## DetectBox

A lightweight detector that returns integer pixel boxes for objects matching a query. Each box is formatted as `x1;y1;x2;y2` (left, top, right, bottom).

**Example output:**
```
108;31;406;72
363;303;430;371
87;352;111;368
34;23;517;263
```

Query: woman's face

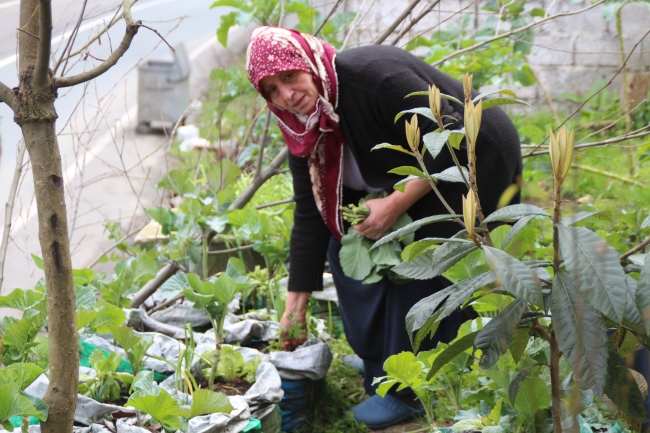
259;70;319;115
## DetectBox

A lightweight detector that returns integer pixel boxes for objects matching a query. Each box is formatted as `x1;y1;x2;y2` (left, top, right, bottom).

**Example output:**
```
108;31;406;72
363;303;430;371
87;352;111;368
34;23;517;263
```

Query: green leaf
552;270;607;397
159;273;191;298
603;348;647;421
131;371;155;397
431;166;470;183
636;254;650;335
0;363;44;390
206;215;229;233
31;254;44;270
530;7;545;17
388;166;426;178
624;276;644;330
514;377;551;423
189;390;233;418
75;285;97;310
557;225;628;323
406;285;455;345
216;11;237;47
394;107;437;124
0;383;41;422
90;302;126;334
339;228;374;280
438;272;496;322
511;65;536;87
369;242;402;267
508;365;537;405
448;129;465;150
424;241;479;279
127;388;183;431
426;331;479;380
371;214;460;250
509;328;530;364
641;215;650;229
473;89;517;102
0;289;45;311
475;299;526;368
382;352;424;393
21;393;47;421
423;130;451;159
483;204;550;224
560;211;608;226
482;246;543;306
393;175;420;192
76;309;99;330
217;345;245;382
371;143;414;156
213;273;238;305
501;216;536;249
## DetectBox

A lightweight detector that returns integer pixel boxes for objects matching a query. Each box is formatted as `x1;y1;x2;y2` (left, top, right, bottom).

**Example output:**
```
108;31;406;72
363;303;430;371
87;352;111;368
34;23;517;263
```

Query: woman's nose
279;84;294;102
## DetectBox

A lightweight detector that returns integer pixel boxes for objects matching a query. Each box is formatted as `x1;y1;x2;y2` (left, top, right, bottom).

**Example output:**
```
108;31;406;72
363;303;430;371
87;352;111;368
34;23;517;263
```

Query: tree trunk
14;1;79;432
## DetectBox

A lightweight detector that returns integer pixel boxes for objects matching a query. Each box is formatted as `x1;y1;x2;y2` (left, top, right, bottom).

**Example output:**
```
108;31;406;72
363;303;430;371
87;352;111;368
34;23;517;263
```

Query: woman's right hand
279;291;309;350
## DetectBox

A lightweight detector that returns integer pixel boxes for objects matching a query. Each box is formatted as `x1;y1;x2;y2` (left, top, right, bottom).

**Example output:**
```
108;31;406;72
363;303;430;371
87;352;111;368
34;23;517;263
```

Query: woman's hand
353;197;399;240
279;291;310;350
354;179;432;240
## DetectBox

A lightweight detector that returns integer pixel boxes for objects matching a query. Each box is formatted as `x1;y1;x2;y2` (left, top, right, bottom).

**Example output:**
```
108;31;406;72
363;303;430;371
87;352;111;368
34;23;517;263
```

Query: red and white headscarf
246;26;345;239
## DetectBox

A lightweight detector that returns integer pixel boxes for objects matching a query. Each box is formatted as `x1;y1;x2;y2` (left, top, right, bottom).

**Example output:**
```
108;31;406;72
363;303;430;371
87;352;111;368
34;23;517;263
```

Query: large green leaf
514;377;551;422
426;331;479;380
552;270;607;397
160;273;191;298
380;351;424;394
431;166;470;183
501;215;536;249
214;273;238;305
423;130;451;159
393;251;436;280
75;285;97;309
636;254;650;335
388;166;426;178
482;246;543;307
369;242;402;267
127;387;183;431
339;228;374;280
509;328;530;364
406;286;455;347
437;272;496;322
557;225;628;323
473;89;517;102
0;363;44;390
559;211;608;226
603;348;647;421
189;390;233;418
482;204;550;224
481;97;531;110
508;364;537;405
90;302;126;334
0;383;41;422
370;214;460;250
624;276;643;330
394;107;437;124
475;299;526;368
0;289;44;311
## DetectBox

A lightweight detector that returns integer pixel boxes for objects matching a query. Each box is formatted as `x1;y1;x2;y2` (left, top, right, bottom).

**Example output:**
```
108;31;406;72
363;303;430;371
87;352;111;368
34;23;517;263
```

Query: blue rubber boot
349;394;425;430
341;354;364;373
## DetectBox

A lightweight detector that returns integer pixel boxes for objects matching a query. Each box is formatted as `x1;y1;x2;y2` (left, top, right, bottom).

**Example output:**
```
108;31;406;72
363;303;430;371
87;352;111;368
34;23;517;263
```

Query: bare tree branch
130;261;179;308
122;0;134;25
314;0;343;37
229;147;289;210
621;236;650;260
87;222;146;269
0;142;27;293
34;0;53;88
55;0;88;76
55;21;141;88
0;81;17;110
390;0;441;45
373;0;421;45
431;0;605;67
523;129;650;157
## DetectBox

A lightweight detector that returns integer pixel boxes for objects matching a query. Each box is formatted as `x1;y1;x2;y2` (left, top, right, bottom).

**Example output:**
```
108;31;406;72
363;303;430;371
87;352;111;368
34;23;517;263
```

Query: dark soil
243;340;271;353
197;377;254;396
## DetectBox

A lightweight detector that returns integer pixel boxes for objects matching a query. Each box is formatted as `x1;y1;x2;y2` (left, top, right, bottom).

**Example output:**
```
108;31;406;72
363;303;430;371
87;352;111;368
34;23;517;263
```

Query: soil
196;376;254;396
242;340;272;353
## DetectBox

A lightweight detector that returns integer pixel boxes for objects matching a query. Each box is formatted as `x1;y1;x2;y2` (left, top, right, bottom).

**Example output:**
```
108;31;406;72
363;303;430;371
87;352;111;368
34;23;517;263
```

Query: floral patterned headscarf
246;26;345;239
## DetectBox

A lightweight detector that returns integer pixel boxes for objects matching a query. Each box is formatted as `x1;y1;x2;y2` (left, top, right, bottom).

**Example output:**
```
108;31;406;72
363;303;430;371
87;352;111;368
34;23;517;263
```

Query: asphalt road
0;0;249;297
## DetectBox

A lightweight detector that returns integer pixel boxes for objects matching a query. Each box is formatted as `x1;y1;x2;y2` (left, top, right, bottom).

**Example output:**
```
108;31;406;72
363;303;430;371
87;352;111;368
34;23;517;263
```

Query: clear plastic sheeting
267;337;333;381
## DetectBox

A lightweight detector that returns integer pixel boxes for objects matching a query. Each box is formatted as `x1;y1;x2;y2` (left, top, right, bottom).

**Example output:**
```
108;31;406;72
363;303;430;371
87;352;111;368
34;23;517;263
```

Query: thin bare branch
229;147;289;210
87;222;146;269
207;244;255;255
55;21;141;88
254;198;294;210
621;236;650;261
16;27;40;40
373;0;421;45
431;0;605;67
255;113;272;180
130;262;180;308
140;25;175;53
390;0;441;45
33;0;53;88
122;0;134;25
314;0;343;37
0;81;17;110
523;130;650;157
0;142;27;293
55;0;88;76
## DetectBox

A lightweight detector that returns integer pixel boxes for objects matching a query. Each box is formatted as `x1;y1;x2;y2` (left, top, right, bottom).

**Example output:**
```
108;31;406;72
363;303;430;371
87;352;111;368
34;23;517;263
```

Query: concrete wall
341;0;650;107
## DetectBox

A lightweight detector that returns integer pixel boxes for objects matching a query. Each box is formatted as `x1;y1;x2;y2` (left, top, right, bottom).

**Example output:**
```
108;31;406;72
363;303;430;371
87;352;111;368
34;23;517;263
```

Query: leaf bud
462;192;477;239
428;84;441;121
548;126;575;184
405;114;421;152
464;100;482;158
462;73;473;103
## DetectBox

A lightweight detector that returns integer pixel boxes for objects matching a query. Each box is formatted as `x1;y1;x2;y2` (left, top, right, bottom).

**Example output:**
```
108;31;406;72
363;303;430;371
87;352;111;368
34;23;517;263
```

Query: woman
246;26;522;429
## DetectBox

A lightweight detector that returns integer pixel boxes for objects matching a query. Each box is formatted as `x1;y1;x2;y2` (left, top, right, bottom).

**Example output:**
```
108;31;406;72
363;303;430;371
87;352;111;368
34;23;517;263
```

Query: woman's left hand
353;197;399;240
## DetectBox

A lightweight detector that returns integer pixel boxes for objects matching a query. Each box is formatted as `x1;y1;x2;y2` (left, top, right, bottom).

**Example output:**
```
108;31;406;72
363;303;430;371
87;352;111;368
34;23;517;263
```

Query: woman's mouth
293;95;306;111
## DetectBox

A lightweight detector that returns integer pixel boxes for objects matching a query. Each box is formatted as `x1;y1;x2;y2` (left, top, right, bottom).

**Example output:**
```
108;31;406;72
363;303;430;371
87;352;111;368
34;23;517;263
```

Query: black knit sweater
287;45;522;292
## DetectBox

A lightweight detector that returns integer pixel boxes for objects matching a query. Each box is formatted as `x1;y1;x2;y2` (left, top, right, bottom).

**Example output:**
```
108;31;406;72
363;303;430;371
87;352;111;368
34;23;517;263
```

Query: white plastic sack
267;337;333;381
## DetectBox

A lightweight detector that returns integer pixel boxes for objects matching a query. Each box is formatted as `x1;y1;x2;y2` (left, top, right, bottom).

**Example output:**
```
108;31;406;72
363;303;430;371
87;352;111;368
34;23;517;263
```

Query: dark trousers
327;237;469;396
